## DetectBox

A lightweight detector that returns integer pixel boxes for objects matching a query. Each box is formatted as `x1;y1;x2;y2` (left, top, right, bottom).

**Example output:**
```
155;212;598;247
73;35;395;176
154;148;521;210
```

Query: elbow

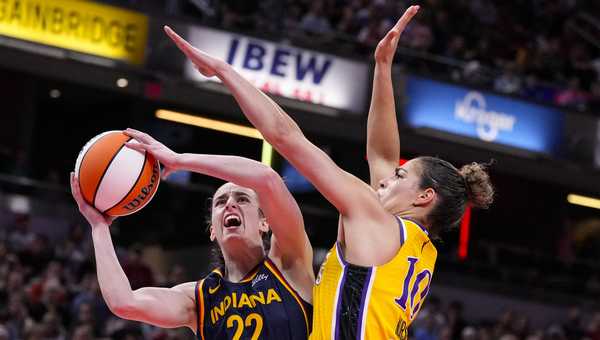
255;167;285;198
107;299;139;320
258;167;283;190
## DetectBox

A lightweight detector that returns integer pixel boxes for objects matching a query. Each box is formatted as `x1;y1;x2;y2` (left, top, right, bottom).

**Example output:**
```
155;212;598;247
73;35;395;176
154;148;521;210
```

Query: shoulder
398;218;436;253
399;218;429;240
172;281;201;299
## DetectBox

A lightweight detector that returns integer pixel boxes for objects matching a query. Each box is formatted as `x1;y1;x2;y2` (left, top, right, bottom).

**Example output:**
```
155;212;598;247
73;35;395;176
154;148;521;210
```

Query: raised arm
367;6;419;189
164;27;387;224
123;130;312;272
70;173;197;331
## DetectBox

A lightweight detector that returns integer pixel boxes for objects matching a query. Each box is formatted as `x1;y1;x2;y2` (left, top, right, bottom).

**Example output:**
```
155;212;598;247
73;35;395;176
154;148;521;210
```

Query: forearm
216;64;303;147
176;153;276;190
367;62;400;162
91;224;135;313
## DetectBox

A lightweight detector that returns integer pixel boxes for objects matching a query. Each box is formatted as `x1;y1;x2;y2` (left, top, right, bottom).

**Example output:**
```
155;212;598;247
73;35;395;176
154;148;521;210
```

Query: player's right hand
70;172;115;227
374;5;419;65
123;128;180;179
164;25;226;78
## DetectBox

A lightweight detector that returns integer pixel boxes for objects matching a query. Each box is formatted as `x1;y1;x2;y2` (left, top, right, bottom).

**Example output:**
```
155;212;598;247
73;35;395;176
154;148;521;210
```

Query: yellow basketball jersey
311;217;437;340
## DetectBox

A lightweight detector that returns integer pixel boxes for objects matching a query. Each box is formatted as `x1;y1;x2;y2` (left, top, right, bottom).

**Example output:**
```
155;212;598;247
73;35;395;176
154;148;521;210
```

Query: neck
221;241;265;282
395;210;428;229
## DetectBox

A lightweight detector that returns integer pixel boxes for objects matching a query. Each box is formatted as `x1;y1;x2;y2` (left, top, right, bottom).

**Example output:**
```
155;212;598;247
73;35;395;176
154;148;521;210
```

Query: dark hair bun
459;162;494;209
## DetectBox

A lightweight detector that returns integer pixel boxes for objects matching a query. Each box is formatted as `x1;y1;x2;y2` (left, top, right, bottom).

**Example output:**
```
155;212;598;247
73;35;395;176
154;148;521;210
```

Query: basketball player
165;4;493;339
69;133;313;339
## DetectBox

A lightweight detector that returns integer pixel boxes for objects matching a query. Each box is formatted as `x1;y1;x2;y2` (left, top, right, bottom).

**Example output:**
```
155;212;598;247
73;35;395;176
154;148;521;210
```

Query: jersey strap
264;258;311;334
195;279;206;340
395;216;408;246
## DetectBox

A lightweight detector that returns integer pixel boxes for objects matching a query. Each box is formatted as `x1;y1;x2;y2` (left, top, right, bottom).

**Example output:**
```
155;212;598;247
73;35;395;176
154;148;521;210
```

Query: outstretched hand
70;172;115;227
374;5;419;64
164;25;226;78
123;128;180;179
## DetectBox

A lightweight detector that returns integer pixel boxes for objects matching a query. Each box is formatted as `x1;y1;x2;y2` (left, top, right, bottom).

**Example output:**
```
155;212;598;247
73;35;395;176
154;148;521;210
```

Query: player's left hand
70;172;115;227
164;25;226;78
123;128;180;179
374;5;419;65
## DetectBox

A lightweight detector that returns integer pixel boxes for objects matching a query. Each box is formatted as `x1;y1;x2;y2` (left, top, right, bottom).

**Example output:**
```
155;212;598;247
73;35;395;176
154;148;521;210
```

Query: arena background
1;1;600;339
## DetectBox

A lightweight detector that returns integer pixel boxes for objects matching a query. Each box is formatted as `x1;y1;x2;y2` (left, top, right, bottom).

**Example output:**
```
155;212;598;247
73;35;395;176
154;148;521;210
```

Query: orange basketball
74;131;160;216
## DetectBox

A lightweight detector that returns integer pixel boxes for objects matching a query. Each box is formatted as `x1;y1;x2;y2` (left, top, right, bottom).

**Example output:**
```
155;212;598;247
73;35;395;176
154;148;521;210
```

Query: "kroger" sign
404;75;564;154
454;91;516;142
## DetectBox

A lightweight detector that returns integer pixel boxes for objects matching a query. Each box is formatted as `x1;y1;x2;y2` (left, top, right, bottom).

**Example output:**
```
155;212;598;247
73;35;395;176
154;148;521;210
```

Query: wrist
216;60;233;77
375;61;393;70
173;152;187;170
172;152;184;170
91;222;110;234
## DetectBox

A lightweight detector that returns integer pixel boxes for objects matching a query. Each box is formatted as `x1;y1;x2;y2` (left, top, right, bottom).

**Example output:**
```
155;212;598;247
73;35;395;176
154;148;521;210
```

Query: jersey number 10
394;257;432;320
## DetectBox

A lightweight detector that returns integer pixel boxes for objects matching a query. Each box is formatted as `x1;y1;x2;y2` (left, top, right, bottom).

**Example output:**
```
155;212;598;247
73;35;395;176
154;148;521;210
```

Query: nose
379;178;387;189
225;196;238;210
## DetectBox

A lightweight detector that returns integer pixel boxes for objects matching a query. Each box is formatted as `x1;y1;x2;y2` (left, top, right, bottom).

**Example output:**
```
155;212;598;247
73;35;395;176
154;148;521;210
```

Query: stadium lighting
116;78;129;88
155;109;273;166
567;194;600;210
156;109;262;139
49;89;61;98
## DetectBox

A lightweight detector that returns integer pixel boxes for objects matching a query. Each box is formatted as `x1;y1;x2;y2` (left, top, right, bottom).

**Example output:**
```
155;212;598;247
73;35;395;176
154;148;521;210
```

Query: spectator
555;77;589;109
461;326;477;340
8;214;34;253
494;63;522;94
0;325;8;340
221;0;259;31
299;1;333;35
447;301;466;340
413;313;440;340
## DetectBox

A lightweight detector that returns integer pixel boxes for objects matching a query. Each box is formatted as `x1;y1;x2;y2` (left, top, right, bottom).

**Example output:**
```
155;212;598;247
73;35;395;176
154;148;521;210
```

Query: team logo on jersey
395;319;408;340
208;283;221;294
252;273;268;287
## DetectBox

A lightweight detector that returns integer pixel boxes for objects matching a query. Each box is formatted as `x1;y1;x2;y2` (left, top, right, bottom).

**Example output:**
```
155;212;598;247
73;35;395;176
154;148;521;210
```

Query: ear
414;188;436;207
209;225;216;241
258;216;269;234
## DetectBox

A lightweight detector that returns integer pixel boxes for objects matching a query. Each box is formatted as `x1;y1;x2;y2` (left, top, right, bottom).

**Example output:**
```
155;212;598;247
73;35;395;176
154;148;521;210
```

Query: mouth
223;213;242;229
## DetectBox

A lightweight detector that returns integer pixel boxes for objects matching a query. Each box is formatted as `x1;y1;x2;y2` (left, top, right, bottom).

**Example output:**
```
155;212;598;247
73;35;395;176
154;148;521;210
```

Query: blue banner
404;75;564;154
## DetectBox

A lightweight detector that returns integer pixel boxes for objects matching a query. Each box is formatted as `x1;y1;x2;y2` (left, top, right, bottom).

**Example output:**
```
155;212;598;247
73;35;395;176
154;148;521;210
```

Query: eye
214;199;225;207
237;196;250;203
395;168;403;178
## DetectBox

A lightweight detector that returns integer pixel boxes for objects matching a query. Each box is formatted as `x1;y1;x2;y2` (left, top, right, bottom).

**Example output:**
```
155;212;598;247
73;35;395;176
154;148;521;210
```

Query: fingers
164;25;199;60
380;28;398;45
393;5;420;33
70;172;81;201
124;141;147;153
70;172;86;211
162;167;174;180
124;128;153;144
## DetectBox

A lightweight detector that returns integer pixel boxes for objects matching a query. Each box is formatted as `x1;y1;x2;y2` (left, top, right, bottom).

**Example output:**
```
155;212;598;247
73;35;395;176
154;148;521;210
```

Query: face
376;159;425;213
210;183;268;251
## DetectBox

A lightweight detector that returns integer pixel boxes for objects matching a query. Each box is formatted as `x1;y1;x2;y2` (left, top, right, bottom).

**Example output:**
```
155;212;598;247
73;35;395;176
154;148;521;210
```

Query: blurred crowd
0;213;193;340
412;297;600;340
145;0;600;113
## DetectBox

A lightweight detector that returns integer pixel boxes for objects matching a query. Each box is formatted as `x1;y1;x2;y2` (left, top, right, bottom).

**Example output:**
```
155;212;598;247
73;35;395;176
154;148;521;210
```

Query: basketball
74;130;160;216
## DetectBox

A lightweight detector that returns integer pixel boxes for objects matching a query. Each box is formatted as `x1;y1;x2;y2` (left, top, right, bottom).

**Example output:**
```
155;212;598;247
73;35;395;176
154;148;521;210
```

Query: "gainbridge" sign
0;0;148;64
